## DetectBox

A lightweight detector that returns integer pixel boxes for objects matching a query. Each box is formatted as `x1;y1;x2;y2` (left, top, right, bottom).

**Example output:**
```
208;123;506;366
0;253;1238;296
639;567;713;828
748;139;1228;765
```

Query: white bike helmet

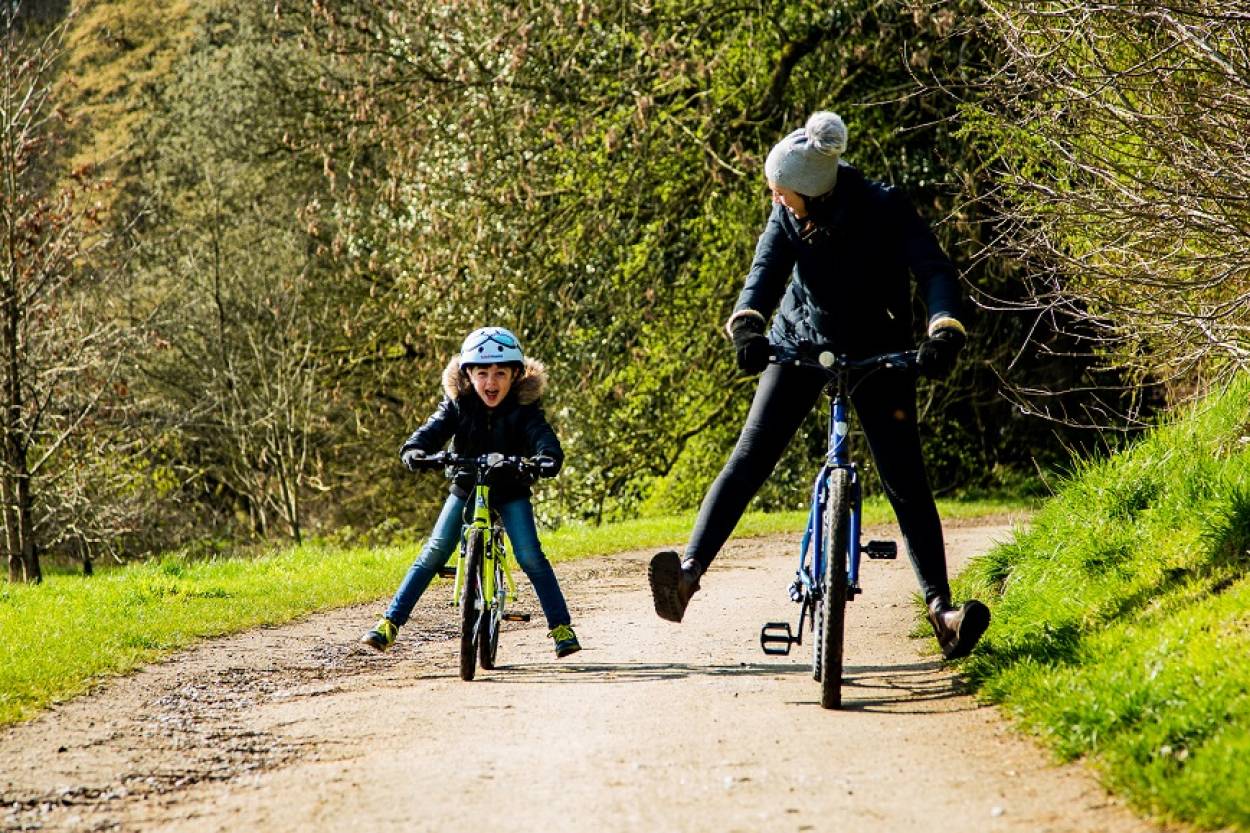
459;326;524;367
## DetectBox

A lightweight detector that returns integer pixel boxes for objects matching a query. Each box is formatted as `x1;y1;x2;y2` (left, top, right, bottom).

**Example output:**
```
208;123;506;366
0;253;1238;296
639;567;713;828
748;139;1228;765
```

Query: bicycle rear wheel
459;529;485;681
819;468;851;709
479;551;504;670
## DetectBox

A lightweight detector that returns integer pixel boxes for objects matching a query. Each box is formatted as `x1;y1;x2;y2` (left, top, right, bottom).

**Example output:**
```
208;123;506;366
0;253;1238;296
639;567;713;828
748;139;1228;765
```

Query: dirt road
2;522;1172;832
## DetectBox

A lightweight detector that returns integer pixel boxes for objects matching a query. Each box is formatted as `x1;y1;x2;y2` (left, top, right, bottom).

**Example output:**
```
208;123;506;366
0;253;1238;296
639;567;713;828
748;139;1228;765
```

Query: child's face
467;364;516;409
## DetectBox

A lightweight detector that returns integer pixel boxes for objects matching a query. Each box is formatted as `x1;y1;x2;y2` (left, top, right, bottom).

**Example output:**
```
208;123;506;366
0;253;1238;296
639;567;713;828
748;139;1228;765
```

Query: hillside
958;375;1250;829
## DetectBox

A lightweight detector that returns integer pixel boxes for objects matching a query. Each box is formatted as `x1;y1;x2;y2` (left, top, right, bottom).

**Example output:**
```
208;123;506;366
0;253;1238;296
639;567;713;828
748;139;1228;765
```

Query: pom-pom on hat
764;111;848;197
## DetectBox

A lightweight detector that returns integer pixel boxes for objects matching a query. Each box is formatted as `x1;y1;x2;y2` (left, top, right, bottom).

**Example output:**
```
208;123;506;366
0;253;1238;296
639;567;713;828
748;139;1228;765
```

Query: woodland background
3;0;1246;580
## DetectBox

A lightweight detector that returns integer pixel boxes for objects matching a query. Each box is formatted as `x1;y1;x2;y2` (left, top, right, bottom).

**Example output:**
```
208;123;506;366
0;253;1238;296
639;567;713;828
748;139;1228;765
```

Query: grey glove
729;314;771;375
916;325;966;379
533;455;559;478
400;448;426;471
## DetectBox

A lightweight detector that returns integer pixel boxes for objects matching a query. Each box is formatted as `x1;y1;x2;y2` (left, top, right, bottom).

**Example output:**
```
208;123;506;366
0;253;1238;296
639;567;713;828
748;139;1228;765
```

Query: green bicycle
413;451;539;680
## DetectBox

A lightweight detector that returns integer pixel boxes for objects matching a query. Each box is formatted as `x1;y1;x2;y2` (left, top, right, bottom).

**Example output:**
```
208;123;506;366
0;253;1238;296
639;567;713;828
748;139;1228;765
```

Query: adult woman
648;111;989;660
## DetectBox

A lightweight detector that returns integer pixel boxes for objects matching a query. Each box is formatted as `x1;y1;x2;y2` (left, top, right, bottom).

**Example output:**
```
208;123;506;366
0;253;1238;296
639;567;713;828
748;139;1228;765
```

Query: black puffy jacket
400;356;564;501
731;163;964;356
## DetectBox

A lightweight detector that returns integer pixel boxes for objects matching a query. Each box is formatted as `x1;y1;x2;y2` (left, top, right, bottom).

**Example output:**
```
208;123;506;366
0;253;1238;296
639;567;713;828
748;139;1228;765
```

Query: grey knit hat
764;111;848;197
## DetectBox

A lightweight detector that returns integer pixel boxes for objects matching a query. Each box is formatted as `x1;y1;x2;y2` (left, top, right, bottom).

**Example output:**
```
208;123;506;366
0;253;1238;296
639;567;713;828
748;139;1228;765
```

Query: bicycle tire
459;529;485;681
479;555;503;670
819;468;851;709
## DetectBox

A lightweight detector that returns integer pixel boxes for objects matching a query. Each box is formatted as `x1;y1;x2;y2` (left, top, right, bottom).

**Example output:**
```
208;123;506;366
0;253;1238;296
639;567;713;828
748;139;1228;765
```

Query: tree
1;4;139;581
968;1;1250;406
128;2;337;543
276;0;1037;523
26;0;1099;551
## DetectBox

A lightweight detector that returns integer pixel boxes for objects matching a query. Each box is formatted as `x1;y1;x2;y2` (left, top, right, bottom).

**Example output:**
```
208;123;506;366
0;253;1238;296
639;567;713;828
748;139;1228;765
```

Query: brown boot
648;551;702;623
928;597;990;660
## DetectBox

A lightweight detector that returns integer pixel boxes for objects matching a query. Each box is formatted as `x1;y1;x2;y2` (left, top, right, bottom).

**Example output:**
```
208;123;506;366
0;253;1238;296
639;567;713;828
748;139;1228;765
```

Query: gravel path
1;521;1178;832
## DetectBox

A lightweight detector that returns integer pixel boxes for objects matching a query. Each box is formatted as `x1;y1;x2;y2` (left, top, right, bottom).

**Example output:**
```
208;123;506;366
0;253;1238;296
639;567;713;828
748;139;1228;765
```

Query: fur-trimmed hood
441;356;549;406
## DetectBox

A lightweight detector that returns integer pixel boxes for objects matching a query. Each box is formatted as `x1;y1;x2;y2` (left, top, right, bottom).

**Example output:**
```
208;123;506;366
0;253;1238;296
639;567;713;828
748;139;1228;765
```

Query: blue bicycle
759;344;917;709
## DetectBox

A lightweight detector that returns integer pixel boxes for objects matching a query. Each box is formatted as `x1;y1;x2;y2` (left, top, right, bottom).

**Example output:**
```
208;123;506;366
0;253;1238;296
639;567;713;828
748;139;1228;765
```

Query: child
361;326;580;658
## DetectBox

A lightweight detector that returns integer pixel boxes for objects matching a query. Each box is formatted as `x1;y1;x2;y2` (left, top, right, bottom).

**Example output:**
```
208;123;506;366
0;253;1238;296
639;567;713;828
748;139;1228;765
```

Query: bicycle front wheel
818;468;851;710
459;529;485;681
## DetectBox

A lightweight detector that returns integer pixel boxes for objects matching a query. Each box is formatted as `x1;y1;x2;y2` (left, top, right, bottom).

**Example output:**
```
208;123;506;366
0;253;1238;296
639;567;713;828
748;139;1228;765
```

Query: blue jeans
385;493;571;629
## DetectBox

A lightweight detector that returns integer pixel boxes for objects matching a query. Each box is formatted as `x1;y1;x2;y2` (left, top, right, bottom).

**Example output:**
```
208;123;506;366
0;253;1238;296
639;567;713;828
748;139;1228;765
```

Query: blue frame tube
830;393;851;466
798;504;815;591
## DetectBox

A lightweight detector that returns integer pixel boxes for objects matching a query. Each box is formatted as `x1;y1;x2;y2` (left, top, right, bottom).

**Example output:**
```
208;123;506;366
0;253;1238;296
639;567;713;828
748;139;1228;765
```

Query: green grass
956;374;1250;831
0;542;416;727
0;498;1021;728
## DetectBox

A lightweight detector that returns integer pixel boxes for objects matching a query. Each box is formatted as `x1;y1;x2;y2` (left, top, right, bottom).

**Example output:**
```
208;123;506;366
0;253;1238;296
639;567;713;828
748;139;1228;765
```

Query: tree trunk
3;233;38;582
3;437;40;583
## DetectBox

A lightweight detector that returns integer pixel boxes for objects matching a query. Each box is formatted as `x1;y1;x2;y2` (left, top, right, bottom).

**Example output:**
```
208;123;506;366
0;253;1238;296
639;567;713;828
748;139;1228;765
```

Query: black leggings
685;361;951;604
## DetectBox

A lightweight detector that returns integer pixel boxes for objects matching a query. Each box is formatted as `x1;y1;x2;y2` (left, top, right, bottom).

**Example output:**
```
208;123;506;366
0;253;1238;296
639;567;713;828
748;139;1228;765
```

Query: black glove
400;448;427;471
729;313;771;375
532;455;559;478
916;325;966;379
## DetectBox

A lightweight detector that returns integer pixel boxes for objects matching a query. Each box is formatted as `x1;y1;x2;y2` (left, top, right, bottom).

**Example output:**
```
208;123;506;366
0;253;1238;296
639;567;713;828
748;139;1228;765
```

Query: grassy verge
955;376;1250;831
0;498;1021;728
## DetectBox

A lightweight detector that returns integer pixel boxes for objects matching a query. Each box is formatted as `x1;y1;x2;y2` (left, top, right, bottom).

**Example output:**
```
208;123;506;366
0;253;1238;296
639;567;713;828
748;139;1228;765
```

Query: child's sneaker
360;617;398;652
549;624;581;658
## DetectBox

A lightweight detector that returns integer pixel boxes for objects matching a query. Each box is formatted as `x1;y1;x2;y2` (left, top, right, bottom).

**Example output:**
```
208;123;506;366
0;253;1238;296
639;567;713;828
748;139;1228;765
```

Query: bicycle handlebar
769;343;917;373
407;451;544;477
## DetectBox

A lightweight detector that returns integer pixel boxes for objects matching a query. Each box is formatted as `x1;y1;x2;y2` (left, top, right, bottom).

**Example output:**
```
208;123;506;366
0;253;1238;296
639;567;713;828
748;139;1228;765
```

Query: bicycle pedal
436;566;458;578
502;612;531;622
865;539;898;560
760;621;797;656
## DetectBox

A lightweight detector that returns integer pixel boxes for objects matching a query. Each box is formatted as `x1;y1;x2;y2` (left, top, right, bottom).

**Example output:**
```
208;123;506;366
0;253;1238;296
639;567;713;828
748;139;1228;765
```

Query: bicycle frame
450;480;520;615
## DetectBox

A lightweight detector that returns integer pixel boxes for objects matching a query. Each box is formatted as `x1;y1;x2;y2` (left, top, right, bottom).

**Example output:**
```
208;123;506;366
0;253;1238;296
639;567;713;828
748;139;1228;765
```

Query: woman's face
769;182;807;219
